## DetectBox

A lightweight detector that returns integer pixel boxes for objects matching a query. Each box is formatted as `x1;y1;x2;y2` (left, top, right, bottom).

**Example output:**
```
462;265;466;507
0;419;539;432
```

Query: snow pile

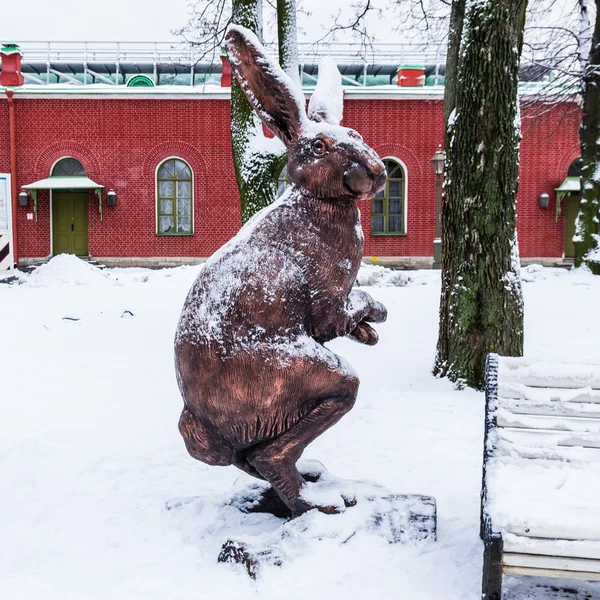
520;263;571;281
17;255;205;289
168;459;435;578
356;263;412;287
0;271;16;282
23;254;114;287
17;256;429;291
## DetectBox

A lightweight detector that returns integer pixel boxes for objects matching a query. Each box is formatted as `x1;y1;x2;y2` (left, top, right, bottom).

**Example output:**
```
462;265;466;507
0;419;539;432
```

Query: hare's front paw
365;299;387;324
348;321;379;346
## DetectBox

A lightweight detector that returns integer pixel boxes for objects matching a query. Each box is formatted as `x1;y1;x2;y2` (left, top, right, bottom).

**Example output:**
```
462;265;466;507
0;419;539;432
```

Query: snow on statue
174;25;387;518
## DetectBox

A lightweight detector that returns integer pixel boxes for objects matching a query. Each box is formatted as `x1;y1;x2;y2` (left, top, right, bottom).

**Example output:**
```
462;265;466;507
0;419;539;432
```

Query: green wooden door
52;192;89;256
564;195;580;259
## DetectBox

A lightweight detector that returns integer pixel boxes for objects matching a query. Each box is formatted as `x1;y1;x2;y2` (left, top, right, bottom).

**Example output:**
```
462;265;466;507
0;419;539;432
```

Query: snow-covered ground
1;256;600;599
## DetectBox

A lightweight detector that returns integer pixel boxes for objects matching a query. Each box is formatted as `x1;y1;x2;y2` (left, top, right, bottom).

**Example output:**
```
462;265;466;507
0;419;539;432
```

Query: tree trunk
574;0;600;273
444;0;466;145
434;0;526;389
231;0;287;223
277;0;300;85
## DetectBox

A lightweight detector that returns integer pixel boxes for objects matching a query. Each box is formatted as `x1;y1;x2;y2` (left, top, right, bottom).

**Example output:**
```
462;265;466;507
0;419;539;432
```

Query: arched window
372;159;406;235
52;157;86;176
157;158;193;235
567;158;582;177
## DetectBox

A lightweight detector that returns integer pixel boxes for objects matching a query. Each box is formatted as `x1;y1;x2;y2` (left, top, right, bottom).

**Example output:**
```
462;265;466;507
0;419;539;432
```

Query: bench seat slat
499;383;600;405
504;533;600;560
498;427;600;450
503;552;600;574
498;399;600;420
498;357;600;390
496;444;600;463
497;411;600;433
503;524;600;544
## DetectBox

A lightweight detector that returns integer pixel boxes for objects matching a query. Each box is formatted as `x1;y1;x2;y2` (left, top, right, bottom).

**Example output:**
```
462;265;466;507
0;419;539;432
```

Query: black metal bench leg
482;536;503;600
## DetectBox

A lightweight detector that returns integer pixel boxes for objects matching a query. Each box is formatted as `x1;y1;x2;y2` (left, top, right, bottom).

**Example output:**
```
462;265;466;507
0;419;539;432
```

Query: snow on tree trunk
574;0;600;273
578;0;593;67
231;0;287;223
444;0;466;147
434;0;526;389
277;0;300;87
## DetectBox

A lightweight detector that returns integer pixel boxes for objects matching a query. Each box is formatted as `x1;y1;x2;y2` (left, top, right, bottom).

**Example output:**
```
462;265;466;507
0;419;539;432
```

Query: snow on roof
2;82;447;100
555;176;581;193
1;80;575;103
23;176;103;190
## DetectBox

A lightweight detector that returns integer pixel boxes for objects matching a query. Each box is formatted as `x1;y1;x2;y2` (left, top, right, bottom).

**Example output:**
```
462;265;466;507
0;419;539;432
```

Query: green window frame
52;157;86;176
157;158;193;235
372;159;406;235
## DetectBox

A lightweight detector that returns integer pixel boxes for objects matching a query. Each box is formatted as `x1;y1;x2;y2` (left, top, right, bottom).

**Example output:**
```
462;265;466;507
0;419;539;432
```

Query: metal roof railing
3;39;448;87
14;39;447;65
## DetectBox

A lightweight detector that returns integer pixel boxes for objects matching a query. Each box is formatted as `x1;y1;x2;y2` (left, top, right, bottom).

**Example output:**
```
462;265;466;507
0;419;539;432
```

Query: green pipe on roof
127;75;155;88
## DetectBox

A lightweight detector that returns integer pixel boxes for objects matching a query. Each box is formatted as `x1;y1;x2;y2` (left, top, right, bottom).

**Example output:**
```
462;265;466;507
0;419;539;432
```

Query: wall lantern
430;145;446;269
107;189;117;207
430;145;445;176
19;190;29;207
539;192;550;209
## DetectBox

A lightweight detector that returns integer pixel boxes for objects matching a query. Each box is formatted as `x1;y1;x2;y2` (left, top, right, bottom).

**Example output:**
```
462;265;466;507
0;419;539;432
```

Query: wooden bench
481;353;600;599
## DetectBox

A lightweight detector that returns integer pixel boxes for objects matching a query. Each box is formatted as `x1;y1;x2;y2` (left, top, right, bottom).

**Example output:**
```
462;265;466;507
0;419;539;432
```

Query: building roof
555;176;580;194
23;176;103;190
0;40;577;100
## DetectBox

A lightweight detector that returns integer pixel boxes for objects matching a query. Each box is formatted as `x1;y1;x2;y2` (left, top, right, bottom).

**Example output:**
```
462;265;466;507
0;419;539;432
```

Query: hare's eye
312;139;327;156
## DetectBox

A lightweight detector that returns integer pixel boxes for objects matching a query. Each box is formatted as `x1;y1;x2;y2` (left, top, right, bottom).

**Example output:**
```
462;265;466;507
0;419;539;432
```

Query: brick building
0;42;581;269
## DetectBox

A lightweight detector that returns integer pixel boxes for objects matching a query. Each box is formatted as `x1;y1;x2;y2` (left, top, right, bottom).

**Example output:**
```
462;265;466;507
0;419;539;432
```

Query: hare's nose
344;165;373;195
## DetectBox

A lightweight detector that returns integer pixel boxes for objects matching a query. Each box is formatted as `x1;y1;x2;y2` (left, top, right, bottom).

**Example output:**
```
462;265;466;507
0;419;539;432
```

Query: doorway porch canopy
555;176;580;221
22;176;104;221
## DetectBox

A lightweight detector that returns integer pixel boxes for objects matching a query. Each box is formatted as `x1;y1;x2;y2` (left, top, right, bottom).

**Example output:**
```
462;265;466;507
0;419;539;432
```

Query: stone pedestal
216;461;437;578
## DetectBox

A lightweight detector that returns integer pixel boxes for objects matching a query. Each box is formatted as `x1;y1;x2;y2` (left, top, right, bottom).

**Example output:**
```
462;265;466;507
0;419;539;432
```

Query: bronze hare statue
175;25;387;517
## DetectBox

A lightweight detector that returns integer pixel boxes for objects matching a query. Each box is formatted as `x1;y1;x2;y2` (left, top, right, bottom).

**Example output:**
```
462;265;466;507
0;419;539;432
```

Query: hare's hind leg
233;454;266;480
179;407;235;467
246;360;359;517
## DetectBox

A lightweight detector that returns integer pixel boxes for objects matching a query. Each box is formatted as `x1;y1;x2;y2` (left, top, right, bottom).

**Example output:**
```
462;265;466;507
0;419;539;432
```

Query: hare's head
225;26;386;202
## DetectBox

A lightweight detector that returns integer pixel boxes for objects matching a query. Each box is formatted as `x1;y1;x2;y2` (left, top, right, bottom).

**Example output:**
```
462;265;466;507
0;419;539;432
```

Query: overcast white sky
0;0;401;43
1;0;190;42
0;0;582;49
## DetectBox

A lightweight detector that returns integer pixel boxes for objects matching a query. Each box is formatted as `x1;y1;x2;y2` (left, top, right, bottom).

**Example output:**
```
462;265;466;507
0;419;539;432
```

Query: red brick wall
11;98;240;259
0;102;10;172
518;103;580;258
4;94;580;260
344;99;443;257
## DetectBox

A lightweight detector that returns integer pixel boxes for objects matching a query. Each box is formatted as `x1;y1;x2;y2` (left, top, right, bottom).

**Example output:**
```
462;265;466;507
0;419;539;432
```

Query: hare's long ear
307;57;343;126
225;25;307;146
